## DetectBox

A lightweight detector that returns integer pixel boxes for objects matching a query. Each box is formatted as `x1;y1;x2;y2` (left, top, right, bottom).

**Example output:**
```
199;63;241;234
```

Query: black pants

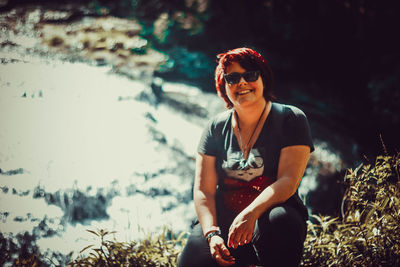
178;196;308;267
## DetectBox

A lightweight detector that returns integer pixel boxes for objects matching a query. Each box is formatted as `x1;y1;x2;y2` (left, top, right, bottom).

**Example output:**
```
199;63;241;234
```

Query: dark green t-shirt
198;102;314;185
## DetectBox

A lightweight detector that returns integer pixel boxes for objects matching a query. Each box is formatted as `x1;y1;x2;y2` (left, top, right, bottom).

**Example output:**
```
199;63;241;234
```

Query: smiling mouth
237;89;253;95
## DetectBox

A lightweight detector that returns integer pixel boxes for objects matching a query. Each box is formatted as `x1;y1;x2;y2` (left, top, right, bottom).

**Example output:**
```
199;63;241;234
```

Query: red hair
215;47;274;109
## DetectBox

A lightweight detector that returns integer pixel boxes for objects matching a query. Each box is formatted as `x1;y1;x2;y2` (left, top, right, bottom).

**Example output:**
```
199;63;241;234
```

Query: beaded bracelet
205;229;221;242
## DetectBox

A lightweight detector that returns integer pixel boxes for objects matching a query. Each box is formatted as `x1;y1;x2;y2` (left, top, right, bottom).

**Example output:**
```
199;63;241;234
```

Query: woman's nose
238;76;247;84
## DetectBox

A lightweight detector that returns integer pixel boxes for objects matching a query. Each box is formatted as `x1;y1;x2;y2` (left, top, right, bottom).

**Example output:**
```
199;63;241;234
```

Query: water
0;52;223;257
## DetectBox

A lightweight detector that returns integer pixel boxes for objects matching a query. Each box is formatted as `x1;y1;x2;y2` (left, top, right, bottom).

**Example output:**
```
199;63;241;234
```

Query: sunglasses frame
224;70;260;85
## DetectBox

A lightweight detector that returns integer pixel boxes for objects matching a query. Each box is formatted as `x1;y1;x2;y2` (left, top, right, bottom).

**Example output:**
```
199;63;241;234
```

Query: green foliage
14;254;42;267
69;228;187;267
0;231;71;267
301;153;400;267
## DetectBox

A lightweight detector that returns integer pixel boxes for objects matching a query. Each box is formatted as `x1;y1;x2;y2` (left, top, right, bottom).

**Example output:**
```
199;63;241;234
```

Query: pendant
239;156;248;170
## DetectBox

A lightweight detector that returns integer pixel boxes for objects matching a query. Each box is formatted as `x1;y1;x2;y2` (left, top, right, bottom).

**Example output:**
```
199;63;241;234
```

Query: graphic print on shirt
222;148;264;182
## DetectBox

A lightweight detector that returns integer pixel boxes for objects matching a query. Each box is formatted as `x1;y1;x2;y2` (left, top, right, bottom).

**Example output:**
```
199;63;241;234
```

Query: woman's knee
252;205;307;266
177;226;218;267
254;204;307;245
269;205;306;237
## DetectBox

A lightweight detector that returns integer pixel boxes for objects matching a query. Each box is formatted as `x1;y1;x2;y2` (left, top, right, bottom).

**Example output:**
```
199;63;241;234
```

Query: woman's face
225;62;264;108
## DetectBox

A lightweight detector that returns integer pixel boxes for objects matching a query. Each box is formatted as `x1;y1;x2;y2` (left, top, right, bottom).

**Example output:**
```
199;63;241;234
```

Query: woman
178;47;314;267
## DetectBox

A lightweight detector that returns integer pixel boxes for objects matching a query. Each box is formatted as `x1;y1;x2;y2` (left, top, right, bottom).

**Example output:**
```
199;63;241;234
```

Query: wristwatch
205;229;221;243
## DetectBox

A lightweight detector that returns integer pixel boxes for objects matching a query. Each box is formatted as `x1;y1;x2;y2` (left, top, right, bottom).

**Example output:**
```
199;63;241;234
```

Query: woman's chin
234;95;260;107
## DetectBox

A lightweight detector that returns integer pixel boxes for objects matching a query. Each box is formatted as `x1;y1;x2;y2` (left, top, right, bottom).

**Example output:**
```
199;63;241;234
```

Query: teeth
238;90;251;95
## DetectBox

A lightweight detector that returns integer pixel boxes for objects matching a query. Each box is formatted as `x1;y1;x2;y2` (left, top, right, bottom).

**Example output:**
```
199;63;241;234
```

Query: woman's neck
234;99;270;128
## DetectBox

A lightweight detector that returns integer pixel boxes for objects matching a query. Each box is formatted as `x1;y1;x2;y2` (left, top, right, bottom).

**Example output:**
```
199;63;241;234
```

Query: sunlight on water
0;59;205;190
0;57;205;255
298;141;345;209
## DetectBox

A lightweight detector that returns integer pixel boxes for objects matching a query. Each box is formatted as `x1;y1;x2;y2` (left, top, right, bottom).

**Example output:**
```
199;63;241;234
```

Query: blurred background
0;0;399;265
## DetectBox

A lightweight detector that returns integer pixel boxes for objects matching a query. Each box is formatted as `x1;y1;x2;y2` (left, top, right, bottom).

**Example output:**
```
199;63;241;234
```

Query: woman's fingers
227;228;235;248
245;232;253;244
240;231;253;246
219;243;231;258
219;244;235;262
232;232;241;248
229;233;241;248
209;236;235;266
215;255;234;266
228;228;242;248
229;227;253;248
215;244;235;266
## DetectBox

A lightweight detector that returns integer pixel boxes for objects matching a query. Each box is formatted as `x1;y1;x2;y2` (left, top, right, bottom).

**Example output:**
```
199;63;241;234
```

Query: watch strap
205;229;221;242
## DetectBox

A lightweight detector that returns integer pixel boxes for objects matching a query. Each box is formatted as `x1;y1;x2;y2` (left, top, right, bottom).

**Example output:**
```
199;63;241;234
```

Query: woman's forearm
246;146;310;218
245;176;297;219
194;189;219;235
193;153;220;236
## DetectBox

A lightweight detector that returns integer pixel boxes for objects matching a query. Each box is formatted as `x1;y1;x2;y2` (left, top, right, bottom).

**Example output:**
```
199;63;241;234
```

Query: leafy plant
69;228;187;267
301;153;400;266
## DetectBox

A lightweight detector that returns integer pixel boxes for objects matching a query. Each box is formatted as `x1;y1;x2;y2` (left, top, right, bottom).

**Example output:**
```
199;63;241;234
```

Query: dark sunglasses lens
225;71;259;84
244;71;259;82
225;73;241;84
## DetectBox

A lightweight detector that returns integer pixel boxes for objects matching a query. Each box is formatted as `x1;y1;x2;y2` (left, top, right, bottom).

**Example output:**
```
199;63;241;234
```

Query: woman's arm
193;153;219;235
227;145;311;248
248;145;310;217
194;153;236;266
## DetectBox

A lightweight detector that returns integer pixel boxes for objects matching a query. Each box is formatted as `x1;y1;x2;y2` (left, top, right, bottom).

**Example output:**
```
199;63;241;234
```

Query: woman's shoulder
271;102;314;152
272;102;307;118
199;109;233;139
207;109;233;127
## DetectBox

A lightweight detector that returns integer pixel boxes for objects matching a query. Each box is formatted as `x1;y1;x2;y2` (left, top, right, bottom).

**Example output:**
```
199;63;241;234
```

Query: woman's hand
227;210;257;249
209;235;236;266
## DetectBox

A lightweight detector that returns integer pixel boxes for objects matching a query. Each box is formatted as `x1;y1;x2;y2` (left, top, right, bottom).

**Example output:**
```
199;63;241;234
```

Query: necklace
235;103;267;161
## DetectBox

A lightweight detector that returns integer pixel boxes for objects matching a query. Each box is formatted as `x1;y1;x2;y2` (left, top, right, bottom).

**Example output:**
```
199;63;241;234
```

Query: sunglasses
224;70;260;85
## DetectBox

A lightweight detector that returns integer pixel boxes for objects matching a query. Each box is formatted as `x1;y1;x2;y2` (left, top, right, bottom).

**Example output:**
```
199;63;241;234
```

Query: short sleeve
281;106;314;152
197;119;218;156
